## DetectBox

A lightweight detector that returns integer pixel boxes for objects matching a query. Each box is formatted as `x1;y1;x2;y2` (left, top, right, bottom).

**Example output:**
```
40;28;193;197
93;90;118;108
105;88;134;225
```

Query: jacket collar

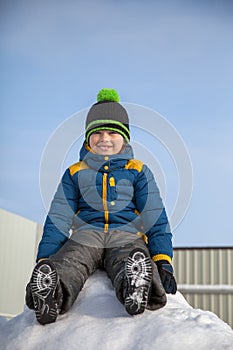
79;142;134;172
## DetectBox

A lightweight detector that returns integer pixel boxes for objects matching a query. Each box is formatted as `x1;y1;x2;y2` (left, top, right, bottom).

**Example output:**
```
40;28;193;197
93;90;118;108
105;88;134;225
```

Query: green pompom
97;88;120;103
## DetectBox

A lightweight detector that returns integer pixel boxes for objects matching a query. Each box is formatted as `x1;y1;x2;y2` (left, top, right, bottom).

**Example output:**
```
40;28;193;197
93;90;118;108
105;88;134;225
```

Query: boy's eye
92;131;117;135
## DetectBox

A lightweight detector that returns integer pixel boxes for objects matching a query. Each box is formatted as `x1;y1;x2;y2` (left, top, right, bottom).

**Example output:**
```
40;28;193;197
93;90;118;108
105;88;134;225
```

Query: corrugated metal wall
0;209;42;317
173;247;233;328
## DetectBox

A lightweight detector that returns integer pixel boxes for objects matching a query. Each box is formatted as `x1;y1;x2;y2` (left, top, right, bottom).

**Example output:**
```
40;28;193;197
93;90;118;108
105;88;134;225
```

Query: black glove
156;260;177;294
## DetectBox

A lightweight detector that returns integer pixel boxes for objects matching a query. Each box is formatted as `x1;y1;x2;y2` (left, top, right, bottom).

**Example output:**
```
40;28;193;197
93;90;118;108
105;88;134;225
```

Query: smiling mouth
97;145;112;150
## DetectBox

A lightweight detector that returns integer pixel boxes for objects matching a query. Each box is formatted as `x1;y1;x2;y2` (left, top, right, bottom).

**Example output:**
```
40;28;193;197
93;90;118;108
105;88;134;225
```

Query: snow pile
0;271;233;350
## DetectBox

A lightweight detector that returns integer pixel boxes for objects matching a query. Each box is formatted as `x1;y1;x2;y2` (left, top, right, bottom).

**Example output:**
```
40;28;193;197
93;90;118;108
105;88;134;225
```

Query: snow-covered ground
0;271;233;350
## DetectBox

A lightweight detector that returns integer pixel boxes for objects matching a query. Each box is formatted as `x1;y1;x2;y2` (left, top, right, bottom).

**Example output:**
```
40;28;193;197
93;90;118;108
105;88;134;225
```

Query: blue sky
1;0;233;247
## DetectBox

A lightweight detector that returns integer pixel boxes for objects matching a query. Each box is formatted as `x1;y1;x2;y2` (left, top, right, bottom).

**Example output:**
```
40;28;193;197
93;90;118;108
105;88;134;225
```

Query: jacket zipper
102;173;109;233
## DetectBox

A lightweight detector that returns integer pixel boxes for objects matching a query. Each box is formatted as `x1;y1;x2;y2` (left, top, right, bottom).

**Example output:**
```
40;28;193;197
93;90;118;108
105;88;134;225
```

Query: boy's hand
156;260;177;294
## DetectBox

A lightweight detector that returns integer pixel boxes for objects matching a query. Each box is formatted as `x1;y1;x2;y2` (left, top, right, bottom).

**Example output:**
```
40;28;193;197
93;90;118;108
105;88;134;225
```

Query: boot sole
124;249;152;315
30;259;58;325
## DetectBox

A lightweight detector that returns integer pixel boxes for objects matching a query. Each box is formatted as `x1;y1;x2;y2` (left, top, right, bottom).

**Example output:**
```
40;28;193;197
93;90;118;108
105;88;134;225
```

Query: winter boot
30;259;59;325
124;248;152;315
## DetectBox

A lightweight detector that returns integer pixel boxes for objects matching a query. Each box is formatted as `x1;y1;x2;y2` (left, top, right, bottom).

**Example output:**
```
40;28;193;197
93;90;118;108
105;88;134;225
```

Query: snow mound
0;271;233;350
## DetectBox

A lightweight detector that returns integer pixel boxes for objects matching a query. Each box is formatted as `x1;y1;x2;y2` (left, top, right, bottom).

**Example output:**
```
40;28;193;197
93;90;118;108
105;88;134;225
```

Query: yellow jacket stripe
152;254;172;264
102;173;109;233
125;159;144;172
69;161;90;176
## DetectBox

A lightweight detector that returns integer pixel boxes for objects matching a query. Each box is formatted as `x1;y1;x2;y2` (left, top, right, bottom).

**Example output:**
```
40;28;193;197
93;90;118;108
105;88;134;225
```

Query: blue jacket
37;142;173;262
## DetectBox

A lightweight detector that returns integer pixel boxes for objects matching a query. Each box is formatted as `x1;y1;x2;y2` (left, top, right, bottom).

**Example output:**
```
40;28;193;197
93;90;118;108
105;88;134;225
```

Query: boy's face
89;130;125;155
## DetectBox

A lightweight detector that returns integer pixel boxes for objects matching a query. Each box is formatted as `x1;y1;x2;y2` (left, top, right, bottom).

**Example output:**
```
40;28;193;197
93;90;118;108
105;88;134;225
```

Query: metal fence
173;247;233;328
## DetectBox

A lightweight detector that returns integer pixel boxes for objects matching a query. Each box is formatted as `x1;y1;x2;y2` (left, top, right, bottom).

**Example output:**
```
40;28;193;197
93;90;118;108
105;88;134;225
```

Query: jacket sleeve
134;164;173;263
37;168;79;261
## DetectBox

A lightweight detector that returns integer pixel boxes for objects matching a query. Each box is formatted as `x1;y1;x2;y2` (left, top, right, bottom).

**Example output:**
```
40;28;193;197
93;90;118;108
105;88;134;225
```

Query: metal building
0;208;42;318
173;247;233;328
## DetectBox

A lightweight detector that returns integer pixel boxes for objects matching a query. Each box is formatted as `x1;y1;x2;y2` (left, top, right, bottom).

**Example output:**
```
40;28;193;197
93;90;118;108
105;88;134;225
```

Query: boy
26;88;177;325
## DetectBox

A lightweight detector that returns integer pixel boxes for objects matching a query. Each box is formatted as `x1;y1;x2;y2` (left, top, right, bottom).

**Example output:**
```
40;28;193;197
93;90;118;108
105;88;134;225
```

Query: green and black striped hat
85;88;130;144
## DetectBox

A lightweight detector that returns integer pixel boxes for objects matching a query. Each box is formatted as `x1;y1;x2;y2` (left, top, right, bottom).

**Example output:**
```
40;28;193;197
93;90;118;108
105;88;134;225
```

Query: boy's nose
100;131;110;141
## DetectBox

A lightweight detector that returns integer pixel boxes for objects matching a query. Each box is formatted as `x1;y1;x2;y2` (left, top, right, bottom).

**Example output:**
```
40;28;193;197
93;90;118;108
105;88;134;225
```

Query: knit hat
85;88;130;144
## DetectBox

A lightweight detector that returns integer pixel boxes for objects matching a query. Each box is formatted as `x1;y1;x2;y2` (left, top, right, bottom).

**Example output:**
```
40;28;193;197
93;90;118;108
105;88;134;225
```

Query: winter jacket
37;142;173;263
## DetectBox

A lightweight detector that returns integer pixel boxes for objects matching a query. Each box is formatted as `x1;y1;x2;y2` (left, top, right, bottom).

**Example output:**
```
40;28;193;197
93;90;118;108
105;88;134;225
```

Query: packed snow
0;271;233;350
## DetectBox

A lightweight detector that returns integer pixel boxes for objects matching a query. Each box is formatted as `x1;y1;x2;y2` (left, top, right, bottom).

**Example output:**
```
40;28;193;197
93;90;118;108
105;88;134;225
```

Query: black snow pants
49;230;167;314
